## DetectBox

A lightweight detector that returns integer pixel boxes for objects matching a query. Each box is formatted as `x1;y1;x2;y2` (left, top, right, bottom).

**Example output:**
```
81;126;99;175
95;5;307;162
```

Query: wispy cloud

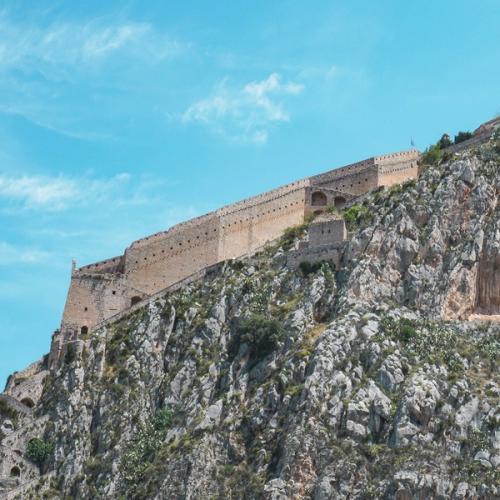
0;11;188;140
183;73;304;145
0;171;133;211
0;241;50;265
0;14;185;73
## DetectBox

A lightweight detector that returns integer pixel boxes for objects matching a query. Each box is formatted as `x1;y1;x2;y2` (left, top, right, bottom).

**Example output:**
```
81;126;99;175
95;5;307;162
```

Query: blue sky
0;0;499;386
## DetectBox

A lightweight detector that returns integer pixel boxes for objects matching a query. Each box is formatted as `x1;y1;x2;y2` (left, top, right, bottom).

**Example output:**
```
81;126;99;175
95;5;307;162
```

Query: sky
0;0;499;386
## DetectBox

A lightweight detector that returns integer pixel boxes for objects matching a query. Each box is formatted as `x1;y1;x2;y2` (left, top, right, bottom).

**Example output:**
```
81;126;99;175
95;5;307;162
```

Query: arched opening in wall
334;196;347;209
81;326;88;336
131;296;141;306
311;191;327;206
20;397;34;409
10;466;20;477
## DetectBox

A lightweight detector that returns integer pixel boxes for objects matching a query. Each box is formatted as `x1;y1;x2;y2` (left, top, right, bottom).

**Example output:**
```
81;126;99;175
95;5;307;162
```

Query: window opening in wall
84;307;88;311
10;466;20;477
112;290;116;295
81;326;88;335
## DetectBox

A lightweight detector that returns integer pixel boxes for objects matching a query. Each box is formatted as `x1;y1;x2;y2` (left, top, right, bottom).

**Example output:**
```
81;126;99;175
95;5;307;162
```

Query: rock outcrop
0;136;499;499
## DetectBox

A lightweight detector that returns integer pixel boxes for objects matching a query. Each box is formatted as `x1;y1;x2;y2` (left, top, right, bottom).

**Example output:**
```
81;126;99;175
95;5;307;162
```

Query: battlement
77;255;124;274
374;148;419;165
57;144;423;350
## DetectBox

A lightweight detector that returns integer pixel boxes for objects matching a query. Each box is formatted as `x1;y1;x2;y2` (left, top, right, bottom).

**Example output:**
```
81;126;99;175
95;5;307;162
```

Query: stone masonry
54;148;418;355
48;117;499;364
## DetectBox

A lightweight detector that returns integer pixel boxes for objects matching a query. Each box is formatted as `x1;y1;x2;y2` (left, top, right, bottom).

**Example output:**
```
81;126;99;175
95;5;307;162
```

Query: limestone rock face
0;139;499;499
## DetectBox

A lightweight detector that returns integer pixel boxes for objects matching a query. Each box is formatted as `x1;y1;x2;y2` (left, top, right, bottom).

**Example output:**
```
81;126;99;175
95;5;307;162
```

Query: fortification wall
59;147;422;343
123;213;221;295
377;159;419;187
310;157;375;184
374;149;419;166
78;256;124;275
309;219;346;246
286;243;345;269
61;272;138;332
309;149;419;195
5;371;48;409
310;162;378;195
121;189;308;292
218;188;306;260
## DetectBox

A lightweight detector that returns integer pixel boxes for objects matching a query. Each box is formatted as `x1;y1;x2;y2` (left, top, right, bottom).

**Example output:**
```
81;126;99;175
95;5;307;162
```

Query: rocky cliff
1;137;499;499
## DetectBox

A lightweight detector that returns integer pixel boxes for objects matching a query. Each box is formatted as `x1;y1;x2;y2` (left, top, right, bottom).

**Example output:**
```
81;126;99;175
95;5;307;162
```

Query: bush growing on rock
119;408;174;491
343;204;370;231
454;131;473;144
298;261;322;276
229;314;285;363
25;438;54;468
280;223;308;250
420;144;442;166
437;133;452;149
153;408;173;431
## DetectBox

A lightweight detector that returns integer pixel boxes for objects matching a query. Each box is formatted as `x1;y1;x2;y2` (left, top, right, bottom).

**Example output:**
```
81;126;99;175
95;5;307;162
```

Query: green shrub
454;131;473;144
26;438;54;467
228;314;285;363
119;408;174;489
398;318;418;342
64;344;77;364
280;223;308;250
420;144;442;166
153;408;173;431
380;316;418;343
106;324;133;367
437;133;452;149
343;204;370;232
298;261;322;276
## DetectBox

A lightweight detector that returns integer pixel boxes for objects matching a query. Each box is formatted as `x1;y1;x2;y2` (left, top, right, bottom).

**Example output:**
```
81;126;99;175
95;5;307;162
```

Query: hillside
1;136;500;498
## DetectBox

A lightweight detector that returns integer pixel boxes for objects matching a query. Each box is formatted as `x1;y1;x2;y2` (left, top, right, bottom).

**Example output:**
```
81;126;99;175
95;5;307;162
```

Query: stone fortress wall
57;148;420;347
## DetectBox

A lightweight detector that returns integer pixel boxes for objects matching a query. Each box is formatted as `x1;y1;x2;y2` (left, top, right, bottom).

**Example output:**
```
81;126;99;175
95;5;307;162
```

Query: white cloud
0;175;76;209
183;73;304;144
0;171;132;211
0;14;185;74
0;241;50;265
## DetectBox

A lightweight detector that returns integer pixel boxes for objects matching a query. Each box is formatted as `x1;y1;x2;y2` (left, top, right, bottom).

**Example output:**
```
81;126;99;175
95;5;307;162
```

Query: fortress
1;117;499;494
46;116;500;366
54;148;419;348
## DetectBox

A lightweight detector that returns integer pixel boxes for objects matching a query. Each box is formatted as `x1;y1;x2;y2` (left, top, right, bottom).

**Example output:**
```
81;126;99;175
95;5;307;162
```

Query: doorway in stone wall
334;196;347;209
311;191;327;206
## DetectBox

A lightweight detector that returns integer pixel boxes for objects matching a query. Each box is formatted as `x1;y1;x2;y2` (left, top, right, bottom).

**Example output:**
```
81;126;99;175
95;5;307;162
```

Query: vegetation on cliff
1;136;499;499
